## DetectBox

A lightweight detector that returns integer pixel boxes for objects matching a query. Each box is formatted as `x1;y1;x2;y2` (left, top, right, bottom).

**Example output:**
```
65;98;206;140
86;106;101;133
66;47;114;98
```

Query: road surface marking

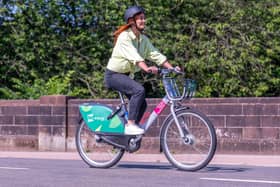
0;166;29;170
200;177;280;184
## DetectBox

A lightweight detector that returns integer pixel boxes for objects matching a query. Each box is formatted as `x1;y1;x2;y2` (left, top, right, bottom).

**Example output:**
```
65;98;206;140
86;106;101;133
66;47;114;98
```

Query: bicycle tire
76;120;125;168
160;108;217;171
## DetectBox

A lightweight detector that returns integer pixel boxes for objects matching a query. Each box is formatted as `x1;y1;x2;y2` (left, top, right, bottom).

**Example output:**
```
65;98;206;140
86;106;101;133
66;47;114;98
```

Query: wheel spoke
191;144;207;155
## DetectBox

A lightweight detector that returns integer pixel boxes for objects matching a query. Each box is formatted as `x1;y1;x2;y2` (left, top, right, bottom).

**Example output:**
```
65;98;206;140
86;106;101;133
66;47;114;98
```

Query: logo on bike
81;105;93;112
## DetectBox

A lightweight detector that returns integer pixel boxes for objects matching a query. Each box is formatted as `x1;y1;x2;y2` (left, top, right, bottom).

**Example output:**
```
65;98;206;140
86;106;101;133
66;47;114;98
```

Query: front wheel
160;108;217;171
76;120;125;168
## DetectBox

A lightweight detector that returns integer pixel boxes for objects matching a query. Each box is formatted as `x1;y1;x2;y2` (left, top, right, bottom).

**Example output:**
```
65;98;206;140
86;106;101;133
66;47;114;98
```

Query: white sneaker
125;124;144;135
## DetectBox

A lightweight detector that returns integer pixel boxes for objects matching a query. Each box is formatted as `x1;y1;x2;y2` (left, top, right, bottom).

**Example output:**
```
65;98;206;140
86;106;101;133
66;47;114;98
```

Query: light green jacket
106;28;167;74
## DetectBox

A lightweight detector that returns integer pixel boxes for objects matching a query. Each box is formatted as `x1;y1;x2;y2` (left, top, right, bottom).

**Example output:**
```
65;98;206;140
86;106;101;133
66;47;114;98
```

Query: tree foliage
0;0;279;99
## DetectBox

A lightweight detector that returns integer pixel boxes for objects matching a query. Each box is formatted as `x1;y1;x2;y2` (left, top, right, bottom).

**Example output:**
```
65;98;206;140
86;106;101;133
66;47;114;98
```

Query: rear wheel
161;108;217;171
76;120;124;168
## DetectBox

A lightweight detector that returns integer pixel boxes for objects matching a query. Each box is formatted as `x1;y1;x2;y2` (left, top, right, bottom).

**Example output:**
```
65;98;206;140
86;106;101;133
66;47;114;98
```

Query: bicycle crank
128;135;142;153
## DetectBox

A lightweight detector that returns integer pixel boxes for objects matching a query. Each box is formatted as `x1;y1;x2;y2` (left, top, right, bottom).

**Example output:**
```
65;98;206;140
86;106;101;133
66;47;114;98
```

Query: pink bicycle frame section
141;96;170;131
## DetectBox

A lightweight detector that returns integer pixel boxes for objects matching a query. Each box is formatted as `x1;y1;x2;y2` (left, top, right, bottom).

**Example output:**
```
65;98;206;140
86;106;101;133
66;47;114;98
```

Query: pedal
94;135;102;142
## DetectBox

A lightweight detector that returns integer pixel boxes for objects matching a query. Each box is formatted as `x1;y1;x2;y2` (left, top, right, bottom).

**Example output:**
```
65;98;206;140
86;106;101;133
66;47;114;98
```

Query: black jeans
104;69;147;124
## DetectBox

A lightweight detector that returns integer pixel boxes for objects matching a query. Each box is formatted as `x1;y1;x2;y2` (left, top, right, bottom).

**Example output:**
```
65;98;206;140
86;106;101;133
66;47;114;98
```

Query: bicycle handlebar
146;68;195;101
158;68;184;78
159;68;196;101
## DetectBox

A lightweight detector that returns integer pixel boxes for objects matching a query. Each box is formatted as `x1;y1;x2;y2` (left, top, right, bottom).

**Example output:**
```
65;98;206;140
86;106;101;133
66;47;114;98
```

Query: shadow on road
117;162;250;173
199;165;250;173
117;163;174;170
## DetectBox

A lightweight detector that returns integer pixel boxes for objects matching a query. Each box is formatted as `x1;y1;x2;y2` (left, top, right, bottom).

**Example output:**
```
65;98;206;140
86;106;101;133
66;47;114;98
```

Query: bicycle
76;68;217;171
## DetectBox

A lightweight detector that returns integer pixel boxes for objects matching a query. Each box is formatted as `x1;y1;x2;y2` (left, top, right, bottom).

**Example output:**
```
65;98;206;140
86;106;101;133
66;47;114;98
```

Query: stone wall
0;99;39;150
1;95;280;154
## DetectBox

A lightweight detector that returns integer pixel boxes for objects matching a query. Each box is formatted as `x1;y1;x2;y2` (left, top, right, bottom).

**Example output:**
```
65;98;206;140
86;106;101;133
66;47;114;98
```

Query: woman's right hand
137;61;158;74
147;66;158;74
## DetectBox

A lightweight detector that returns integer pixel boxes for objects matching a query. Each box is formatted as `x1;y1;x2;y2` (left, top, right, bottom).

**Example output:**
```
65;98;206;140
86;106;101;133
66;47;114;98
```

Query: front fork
159;104;194;152
171;104;195;146
170;103;186;138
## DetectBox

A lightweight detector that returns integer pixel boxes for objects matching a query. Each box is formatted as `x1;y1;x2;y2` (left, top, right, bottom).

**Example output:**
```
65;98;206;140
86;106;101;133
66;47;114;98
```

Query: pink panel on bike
154;100;167;115
139;112;150;125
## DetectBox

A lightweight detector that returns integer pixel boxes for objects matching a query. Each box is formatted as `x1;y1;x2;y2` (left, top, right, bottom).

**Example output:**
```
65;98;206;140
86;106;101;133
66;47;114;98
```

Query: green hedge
0;0;279;99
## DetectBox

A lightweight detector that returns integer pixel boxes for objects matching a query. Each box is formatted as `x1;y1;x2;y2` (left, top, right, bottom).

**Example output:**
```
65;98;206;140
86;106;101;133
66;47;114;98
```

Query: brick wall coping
191;97;280;104
1;97;279;105
0;100;39;106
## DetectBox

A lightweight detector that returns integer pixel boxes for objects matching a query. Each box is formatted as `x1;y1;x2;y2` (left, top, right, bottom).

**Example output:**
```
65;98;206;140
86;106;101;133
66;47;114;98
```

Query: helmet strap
133;17;144;33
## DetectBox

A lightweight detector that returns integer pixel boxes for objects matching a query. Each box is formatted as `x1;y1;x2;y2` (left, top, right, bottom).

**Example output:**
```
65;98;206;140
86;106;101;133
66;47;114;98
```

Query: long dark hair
113;23;132;45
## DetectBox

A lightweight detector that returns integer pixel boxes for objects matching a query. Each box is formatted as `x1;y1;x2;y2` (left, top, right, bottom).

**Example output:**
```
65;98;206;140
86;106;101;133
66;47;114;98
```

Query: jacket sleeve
144;36;167;66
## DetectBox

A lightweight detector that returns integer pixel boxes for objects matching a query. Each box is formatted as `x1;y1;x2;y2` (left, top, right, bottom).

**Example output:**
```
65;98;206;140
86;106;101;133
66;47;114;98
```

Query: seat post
118;92;128;118
118;91;126;105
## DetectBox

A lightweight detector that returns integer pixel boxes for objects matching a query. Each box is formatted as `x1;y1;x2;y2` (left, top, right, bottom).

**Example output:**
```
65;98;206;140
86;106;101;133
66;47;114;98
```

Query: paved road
0;158;280;187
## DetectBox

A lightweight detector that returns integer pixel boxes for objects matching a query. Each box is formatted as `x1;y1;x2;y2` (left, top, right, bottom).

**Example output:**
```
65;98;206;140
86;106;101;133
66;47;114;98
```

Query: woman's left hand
174;66;181;72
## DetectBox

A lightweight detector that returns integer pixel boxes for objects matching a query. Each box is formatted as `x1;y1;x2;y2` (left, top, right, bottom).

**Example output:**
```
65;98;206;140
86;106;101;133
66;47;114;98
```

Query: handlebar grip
160;68;184;75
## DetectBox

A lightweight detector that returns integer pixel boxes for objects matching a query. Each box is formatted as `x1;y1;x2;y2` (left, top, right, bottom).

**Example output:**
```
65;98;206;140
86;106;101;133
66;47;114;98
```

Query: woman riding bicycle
104;5;180;135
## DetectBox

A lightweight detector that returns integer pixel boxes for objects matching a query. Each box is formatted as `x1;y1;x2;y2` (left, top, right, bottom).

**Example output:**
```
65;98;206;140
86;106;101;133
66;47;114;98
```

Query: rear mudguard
79;103;125;134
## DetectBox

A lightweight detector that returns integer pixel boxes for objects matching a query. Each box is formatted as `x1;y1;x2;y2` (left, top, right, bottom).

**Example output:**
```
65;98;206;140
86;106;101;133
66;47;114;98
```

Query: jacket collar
127;28;143;41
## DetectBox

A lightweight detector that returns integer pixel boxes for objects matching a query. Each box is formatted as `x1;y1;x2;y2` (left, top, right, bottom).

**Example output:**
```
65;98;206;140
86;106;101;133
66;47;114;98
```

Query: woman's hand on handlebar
168;66;182;73
162;60;182;73
147;66;158;74
137;61;158;74
174;66;181;72
159;66;184;76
